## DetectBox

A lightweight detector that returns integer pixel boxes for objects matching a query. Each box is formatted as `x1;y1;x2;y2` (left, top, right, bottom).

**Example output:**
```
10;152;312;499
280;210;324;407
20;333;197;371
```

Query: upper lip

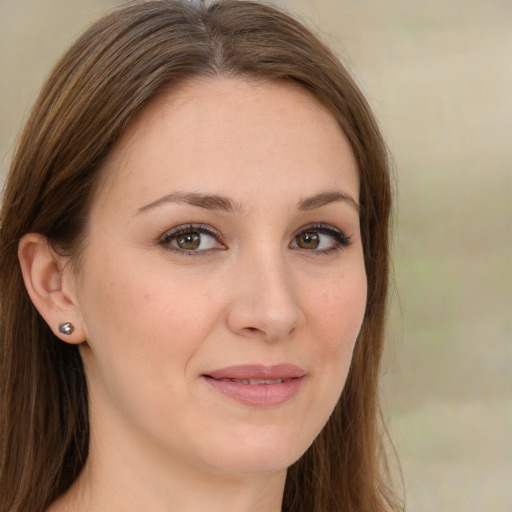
204;364;305;381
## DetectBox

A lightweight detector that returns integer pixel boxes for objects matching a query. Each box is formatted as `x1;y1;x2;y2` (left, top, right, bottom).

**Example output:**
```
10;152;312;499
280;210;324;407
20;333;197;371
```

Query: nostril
245;326;268;336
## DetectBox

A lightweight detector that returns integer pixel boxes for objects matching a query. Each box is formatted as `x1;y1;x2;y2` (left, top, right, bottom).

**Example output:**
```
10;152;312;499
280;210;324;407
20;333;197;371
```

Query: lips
218;377;287;385
202;364;305;407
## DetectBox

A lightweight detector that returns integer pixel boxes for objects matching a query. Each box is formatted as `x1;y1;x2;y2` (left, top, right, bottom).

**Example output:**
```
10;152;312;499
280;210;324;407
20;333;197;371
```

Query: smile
203;364;305;407
217;378;288;385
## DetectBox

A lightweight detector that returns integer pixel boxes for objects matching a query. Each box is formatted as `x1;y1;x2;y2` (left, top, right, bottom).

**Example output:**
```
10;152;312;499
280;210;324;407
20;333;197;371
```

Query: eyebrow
297;191;360;212
137;192;242;214
136;189;359;215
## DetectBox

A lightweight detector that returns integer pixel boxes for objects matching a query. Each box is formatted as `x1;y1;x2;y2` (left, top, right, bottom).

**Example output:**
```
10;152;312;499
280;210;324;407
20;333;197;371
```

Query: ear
18;233;85;344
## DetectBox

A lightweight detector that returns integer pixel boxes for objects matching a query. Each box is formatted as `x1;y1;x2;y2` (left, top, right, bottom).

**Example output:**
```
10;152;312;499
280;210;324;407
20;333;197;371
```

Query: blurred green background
1;1;510;511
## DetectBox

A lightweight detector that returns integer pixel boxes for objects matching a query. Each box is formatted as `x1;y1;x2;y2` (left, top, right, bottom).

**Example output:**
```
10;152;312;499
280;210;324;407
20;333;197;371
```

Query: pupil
299;231;319;249
177;232;200;250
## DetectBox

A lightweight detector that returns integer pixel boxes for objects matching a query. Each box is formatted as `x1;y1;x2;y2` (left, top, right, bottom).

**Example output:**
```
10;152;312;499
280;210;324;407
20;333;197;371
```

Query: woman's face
73;78;367;478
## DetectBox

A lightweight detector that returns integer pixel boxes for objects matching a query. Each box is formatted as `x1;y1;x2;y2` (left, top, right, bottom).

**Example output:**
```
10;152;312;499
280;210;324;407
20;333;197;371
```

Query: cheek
77;253;219;429
303;263;367;386
309;266;367;345
78;251;223;373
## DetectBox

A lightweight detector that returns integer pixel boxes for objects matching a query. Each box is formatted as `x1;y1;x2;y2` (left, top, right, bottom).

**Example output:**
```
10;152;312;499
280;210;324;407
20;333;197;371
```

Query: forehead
93;77;358;214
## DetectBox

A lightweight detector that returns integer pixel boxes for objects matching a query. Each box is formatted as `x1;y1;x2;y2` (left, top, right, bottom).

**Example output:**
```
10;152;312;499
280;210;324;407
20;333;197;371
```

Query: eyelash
295;223;352;254
159;224;226;256
159;223;352;256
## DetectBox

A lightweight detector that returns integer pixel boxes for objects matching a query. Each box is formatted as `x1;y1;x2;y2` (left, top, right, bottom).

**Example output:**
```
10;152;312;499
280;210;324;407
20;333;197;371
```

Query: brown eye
176;232;201;250
161;225;224;254
295;231;320;249
291;224;351;253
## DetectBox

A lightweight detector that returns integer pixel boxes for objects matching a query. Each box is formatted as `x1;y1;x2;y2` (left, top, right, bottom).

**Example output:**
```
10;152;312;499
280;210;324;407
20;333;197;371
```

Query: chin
195;425;314;477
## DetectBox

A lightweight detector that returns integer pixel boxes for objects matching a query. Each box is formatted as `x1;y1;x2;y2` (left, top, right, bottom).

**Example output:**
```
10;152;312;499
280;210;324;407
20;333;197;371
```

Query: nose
226;251;304;342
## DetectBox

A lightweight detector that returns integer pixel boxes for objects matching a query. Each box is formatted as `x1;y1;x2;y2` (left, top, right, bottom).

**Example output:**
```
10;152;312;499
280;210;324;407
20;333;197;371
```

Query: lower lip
203;376;304;407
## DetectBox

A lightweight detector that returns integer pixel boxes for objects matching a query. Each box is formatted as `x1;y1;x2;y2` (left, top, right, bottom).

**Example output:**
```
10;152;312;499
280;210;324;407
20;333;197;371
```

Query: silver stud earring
58;322;74;335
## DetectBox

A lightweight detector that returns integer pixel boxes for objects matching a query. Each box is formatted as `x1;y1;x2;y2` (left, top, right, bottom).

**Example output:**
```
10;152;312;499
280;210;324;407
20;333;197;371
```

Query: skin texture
21;78;367;512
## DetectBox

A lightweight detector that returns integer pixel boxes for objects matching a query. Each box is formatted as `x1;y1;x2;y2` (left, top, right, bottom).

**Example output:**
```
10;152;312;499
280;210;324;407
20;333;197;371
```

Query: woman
0;1;401;511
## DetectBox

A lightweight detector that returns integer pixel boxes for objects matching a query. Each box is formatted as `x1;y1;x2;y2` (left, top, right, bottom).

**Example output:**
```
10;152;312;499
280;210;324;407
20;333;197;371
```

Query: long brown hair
0;1;400;510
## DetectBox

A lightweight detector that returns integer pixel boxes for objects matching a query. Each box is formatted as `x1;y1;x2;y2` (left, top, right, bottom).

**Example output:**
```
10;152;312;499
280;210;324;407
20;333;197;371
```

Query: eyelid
292;223;352;252
160;223;223;242
159;223;226;254
158;222;351;256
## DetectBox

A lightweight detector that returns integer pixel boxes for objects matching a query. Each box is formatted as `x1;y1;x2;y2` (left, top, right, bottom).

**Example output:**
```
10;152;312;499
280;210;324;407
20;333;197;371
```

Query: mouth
213;377;290;385
202;364;305;407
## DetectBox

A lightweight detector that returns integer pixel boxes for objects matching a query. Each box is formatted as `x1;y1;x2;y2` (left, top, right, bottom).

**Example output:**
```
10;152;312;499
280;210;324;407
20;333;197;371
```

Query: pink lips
203;364;305;407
